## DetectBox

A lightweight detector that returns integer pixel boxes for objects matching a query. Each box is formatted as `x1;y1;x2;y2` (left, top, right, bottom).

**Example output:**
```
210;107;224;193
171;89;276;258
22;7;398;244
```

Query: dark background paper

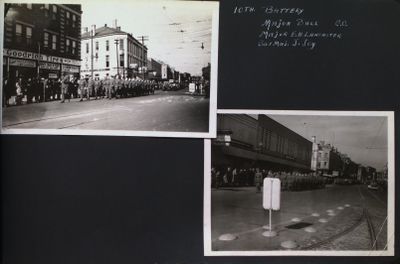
1;0;400;263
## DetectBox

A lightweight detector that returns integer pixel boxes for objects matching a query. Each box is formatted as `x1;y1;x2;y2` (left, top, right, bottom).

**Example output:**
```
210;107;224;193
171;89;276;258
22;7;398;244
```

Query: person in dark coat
60;75;70;103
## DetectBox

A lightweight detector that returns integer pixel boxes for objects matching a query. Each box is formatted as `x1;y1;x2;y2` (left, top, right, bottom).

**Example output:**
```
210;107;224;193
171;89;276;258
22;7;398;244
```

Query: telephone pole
136;35;148;79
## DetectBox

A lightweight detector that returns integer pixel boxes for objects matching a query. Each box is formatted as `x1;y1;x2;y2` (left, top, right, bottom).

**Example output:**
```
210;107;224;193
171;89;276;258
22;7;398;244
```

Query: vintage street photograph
204;110;394;256
1;1;218;137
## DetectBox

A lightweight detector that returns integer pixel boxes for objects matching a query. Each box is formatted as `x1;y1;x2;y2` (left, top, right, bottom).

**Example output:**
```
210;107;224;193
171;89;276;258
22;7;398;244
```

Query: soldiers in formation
3;74;161;106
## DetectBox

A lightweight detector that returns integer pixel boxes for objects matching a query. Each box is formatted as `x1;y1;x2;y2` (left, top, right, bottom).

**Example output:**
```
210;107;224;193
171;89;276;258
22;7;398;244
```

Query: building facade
213;114;312;172
80;22;147;79
3;4;82;81
313;141;343;176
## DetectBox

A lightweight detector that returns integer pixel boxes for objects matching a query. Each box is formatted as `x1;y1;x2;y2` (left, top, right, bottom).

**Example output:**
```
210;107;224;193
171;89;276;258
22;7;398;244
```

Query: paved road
2;90;209;132
211;184;387;251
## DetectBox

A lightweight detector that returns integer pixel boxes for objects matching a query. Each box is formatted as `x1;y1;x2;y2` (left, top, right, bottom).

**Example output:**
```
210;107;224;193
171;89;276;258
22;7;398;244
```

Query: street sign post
262;177;281;237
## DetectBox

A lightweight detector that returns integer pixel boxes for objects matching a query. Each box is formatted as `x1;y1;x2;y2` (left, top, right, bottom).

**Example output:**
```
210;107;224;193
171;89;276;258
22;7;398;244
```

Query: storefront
3;48;80;81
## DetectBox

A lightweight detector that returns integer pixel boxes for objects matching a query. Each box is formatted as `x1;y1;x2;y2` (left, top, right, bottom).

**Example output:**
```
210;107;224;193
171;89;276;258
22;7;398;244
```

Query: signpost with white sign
262;177;281;237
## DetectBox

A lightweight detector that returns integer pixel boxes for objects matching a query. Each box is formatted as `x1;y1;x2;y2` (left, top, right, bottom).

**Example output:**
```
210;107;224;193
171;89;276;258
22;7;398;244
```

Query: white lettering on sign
4;48;81;66
263;178;281;210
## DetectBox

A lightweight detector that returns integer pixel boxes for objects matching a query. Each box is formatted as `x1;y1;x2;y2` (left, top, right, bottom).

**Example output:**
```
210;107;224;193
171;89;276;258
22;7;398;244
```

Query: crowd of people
211;166;326;192
2;73;193;107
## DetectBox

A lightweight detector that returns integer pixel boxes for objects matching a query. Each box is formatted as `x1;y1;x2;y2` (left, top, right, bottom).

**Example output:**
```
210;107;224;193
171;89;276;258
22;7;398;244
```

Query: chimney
116;26;121;31
104;23;107;27
91;24;96;35
311;136;316;143
113;19;118;28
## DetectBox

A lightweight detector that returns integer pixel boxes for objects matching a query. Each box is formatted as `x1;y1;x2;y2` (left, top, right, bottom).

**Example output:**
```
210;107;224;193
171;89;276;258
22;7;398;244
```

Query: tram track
301;207;377;250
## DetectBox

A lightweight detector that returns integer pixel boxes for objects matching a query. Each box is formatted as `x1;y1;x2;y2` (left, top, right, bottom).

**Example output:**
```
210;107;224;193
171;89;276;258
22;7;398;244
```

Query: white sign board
263;178;281;210
189;83;196;93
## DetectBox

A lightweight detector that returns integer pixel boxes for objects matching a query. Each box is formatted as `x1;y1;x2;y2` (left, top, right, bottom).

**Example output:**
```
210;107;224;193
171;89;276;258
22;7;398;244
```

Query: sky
267;115;388;171
81;1;217;76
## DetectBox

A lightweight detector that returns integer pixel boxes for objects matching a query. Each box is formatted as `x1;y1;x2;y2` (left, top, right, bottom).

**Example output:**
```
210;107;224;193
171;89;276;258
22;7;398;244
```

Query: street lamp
114;39;119;77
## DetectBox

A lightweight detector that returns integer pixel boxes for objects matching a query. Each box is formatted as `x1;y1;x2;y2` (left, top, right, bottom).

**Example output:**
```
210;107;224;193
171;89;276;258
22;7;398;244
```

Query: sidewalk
211;185;372;251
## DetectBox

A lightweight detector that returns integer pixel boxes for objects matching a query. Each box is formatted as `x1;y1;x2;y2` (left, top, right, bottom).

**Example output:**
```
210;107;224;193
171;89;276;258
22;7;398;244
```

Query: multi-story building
314;141;343;176
3;4;82;81
80;21;147;79
147;58;162;80
213;114;312;172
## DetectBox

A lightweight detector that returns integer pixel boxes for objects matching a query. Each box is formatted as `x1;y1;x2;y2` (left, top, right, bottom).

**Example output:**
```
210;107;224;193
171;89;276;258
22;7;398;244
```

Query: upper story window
43;32;49;48
52;35;57;50
15;23;23;43
106;40;109;51
26;26;32;46
66;39;70;52
72;14;76;28
119;39;124;50
86;42;89;53
52;5;57;20
26;4;32;9
72;40;76;55
95;41;99;50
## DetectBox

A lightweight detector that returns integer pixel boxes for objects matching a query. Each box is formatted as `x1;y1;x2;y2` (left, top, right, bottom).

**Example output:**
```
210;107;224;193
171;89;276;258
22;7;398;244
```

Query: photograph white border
204;109;395;256
0;0;219;139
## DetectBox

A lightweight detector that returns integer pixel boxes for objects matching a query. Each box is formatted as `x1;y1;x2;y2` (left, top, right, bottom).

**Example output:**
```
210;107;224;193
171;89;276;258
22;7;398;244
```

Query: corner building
3;4;82;81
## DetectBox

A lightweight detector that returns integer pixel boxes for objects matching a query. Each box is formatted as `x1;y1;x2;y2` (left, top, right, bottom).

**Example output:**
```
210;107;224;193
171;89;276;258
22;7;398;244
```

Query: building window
72;14;76;28
26;26;32;46
66;11;70;25
86;42;89;54
105;55;110;68
44;32;49;48
52;5;57;20
106;40;109;51
119;39;124;50
52;35;57;50
44;4;49;9
66;39;70;53
26;4;32;9
95;41;99;50
72;41;76;55
15;23;23;44
120;54;124;67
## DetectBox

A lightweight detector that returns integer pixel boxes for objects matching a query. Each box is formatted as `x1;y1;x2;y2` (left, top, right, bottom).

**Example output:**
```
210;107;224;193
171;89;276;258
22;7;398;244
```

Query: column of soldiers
3;74;159;106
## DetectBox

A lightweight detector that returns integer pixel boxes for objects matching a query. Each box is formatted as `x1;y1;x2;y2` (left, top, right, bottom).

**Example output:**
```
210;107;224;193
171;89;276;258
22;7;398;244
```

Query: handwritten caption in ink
233;5;349;50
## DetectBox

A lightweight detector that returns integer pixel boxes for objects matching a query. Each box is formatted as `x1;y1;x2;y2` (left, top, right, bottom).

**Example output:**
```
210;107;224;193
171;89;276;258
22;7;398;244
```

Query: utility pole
114;39;120;77
136;35;148;79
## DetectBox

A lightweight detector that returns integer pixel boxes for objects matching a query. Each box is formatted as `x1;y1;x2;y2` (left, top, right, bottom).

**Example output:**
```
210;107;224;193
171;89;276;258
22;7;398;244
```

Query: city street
211;184;388;251
2;90;209;132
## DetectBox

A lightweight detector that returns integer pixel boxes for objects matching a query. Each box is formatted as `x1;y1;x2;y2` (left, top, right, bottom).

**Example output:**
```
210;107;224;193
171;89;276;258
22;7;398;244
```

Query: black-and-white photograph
1;1;218;137
204;110;394;256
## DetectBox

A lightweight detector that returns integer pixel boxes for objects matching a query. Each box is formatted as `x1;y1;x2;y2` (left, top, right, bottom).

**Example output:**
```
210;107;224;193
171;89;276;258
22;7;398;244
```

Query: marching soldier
60;75;70;103
78;76;87;102
94;77;101;100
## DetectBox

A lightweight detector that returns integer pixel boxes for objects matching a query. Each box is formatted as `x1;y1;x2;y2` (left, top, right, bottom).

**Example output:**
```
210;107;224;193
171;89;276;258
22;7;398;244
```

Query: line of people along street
3;73;188;107
211;166;326;192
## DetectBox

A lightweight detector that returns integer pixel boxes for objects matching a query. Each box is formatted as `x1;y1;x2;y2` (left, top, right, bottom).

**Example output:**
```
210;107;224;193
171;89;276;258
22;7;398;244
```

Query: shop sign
62;64;80;73
40;62;60;70
4;48;81;66
9;58;36;68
